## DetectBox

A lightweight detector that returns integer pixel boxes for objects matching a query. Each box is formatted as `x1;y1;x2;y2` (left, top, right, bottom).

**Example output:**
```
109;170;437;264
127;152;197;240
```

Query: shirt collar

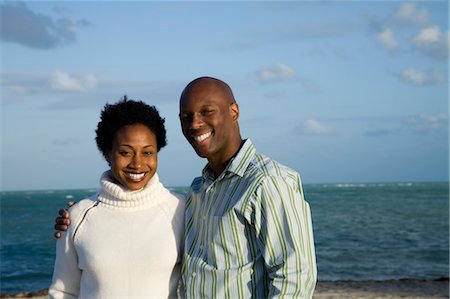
201;139;256;180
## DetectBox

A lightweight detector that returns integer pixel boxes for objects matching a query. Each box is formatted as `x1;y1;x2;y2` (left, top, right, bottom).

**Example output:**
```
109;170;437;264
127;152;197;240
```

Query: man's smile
193;131;212;143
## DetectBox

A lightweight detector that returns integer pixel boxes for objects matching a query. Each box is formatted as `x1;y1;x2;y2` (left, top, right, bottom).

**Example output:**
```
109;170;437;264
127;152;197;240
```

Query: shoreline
1;278;448;299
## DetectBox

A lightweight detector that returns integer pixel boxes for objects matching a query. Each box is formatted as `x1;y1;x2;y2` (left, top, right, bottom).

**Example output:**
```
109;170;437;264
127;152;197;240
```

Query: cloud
218;20;359;51
400;68;444;86
393;3;430;25
0;2;88;49
50;70;97;91
251;64;295;84
263;90;286;99
363;128;398;137
376;27;398;51
406;113;448;133
295;119;331;135
53;137;80;146
412;25;449;59
371;3;447;60
2;71;183;111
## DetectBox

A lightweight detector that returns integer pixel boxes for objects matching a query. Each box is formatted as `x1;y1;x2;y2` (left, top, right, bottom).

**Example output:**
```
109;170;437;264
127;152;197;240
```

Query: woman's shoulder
68;194;99;222
156;188;185;224
161;188;186;210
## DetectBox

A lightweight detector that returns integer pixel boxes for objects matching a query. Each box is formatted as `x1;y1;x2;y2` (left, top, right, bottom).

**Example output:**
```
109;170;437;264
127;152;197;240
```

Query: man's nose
191;113;204;129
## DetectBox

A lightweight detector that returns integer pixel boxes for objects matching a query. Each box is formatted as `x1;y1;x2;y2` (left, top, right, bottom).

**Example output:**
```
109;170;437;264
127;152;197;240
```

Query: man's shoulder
188;176;204;192
250;151;300;181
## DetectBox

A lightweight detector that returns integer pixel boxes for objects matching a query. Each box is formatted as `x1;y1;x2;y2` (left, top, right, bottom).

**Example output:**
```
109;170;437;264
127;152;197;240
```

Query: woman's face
106;123;158;191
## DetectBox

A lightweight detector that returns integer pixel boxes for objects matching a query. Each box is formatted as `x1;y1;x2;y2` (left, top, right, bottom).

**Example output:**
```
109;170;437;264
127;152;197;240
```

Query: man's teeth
127;173;145;180
194;132;211;142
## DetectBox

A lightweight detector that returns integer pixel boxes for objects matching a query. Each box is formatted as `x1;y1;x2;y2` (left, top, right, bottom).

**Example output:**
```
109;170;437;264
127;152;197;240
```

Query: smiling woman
48;97;185;299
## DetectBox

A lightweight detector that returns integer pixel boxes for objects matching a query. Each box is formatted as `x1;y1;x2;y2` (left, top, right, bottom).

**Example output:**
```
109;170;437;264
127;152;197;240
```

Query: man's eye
181;115;192;122
202;110;214;115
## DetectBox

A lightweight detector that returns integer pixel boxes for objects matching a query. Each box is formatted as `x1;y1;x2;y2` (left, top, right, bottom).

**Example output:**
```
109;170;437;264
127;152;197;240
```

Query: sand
314;278;449;299
1;279;448;298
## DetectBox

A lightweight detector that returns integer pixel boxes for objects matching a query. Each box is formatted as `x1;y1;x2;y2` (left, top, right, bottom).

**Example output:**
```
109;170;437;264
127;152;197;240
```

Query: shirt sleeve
253;175;317;298
48;211;82;299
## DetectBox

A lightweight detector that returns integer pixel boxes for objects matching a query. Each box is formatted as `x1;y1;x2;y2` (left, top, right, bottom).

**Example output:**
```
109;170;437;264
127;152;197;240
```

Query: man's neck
208;139;245;178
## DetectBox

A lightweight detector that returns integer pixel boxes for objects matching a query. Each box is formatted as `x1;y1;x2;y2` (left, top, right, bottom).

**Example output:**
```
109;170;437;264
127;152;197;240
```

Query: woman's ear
104;152;111;166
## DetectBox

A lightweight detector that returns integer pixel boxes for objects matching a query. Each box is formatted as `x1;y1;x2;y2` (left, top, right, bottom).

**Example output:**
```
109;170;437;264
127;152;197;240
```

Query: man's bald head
180;76;236;105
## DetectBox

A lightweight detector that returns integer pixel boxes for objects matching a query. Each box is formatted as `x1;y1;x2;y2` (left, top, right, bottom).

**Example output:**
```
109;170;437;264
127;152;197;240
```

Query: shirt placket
201;180;216;259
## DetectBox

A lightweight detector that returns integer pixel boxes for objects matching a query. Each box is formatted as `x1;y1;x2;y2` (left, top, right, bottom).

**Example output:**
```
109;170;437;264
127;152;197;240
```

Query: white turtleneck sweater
49;171;185;299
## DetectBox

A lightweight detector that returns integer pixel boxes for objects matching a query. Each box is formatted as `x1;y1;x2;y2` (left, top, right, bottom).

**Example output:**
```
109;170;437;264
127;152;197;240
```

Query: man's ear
229;102;239;121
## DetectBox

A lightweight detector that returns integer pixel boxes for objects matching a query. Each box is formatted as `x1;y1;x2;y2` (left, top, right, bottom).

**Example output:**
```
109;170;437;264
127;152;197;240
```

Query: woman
49;97;184;299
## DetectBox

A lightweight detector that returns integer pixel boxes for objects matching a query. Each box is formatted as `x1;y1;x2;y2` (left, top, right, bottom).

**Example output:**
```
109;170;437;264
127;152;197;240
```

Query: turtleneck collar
97;170;165;209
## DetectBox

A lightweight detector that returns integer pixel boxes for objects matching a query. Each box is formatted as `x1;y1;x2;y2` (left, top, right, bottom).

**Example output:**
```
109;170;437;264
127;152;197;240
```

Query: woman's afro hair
95;96;167;157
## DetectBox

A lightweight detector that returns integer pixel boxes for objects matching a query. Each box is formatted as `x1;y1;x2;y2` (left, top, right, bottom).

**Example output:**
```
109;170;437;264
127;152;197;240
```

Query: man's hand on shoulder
54;201;75;238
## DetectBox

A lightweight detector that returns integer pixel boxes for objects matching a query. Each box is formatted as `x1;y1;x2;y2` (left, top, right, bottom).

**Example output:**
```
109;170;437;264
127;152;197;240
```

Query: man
56;76;317;298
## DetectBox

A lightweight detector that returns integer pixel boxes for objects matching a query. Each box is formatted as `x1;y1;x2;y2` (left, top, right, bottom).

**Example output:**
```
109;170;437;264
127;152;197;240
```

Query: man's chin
195;149;208;158
192;146;209;158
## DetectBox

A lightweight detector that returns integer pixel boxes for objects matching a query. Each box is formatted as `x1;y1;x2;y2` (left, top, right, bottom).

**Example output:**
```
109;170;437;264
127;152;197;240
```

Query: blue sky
1;1;448;191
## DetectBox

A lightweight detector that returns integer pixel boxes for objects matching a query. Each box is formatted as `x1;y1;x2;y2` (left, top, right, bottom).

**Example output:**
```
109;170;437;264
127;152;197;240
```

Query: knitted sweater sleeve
49;197;97;299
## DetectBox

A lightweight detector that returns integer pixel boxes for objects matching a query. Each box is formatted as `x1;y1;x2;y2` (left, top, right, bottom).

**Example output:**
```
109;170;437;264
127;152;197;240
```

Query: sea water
1;182;448;294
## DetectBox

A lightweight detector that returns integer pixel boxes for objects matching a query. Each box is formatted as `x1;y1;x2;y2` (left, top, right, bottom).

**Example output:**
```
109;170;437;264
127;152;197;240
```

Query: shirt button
192;272;196;277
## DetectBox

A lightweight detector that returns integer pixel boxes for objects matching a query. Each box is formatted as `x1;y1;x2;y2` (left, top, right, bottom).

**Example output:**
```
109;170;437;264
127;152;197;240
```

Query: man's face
179;83;238;162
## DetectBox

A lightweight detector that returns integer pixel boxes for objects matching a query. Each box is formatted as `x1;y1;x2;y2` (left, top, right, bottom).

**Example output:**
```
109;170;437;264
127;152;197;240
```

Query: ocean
1;182;448;294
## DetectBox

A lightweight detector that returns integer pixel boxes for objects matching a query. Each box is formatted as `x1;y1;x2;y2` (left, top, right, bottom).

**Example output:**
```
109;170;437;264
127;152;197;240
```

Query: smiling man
179;77;317;298
54;77;317;298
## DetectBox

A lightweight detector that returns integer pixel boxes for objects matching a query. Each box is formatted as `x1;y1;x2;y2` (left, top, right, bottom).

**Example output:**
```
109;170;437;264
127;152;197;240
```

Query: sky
1;0;448;191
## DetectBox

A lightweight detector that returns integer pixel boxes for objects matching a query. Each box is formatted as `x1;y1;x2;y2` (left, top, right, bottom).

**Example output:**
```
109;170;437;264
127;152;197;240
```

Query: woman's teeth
126;173;145;180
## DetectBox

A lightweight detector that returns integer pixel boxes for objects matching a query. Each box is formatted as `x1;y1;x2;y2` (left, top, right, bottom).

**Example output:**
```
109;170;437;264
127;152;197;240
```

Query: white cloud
252;64;295;84
296;119;331;135
414;25;441;44
413;25;449;59
53;137;80;146
376;27;398;51
401;68;426;85
406;113;448;133
363;128;397;138
50;70;97;91
394;3;429;25
400;68;444;86
373;3;447;60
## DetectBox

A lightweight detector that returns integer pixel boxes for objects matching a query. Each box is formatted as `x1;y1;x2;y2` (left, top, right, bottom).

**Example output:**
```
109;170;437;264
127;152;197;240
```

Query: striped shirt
182;139;317;298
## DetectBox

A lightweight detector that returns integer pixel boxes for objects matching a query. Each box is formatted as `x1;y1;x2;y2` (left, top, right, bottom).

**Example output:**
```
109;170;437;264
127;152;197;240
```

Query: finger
67;201;75;207
58;209;70;218
54;232;61;239
54;224;68;231
55;218;70;225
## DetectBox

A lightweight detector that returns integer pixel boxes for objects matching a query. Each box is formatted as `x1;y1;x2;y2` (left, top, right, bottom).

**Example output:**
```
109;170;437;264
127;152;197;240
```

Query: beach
315;278;449;299
1;279;448;299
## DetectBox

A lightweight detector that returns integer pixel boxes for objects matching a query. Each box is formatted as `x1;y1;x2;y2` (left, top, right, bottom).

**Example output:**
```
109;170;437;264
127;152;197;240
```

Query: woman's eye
119;151;131;156
143;152;153;156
